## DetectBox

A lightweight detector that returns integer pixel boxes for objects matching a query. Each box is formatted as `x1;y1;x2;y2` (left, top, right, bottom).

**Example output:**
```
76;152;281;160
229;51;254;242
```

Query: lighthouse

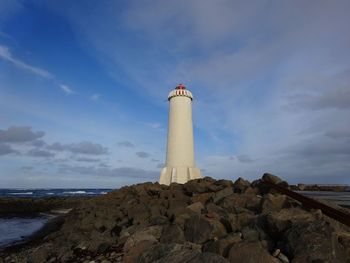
159;84;201;185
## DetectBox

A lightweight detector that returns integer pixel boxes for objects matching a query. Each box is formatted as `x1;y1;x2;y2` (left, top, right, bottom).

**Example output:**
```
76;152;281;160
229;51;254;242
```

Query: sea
0;188;112;249
0;188;349;249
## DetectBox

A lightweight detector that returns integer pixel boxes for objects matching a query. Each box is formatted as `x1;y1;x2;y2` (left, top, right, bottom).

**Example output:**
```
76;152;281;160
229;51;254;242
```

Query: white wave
10;192;33;195
100;192;107;195
62;191;86;194
46;193;54;195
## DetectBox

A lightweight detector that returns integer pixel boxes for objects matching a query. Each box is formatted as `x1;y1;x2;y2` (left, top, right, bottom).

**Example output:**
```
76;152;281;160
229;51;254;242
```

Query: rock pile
1;174;349;263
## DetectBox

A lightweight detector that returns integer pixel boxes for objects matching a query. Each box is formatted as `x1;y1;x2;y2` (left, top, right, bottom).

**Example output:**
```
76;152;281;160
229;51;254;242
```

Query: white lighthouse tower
159;84;201;185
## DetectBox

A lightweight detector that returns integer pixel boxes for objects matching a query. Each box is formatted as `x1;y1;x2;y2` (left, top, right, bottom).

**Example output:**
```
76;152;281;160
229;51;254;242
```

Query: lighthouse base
159;166;201;185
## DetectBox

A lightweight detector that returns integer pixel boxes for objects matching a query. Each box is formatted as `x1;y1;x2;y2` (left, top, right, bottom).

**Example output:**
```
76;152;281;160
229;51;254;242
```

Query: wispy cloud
0;45;53;79
90;93;100;101
59;84;74;95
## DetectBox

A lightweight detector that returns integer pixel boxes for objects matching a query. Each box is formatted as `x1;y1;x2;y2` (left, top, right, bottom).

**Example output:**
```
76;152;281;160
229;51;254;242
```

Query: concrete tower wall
166;96;195;166
159;85;201;185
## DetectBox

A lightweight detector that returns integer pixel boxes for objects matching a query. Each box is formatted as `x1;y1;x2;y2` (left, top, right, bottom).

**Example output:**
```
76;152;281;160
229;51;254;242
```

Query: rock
150;215;169;225
233;177;250;193
97;242;111;253
27;246;49;263
1;177;349;263
244;187;259;195
261;193;289;213
228;241;277;263
284;220;347;262
219;193;261;213
184;214;213;243
277;252;289;263
123;240;156;263
213;187;234;203
138;243;184;263
241;226;260;241
215;179;234;188
263;207;316;239
190;193;214;205
203;232;242;257
160;224;185;244
337;232;350;259
152;249;199;263
187;252;229;263
124;232;158;252
186;202;204;214
262;173;283;184
183;178;214;194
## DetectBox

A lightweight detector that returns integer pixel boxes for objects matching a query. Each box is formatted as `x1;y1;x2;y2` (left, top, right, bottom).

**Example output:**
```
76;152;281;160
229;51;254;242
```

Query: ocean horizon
0;188;113;198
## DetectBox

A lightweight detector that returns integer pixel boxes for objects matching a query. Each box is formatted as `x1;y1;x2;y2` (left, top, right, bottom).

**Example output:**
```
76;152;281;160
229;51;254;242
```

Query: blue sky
0;0;349;188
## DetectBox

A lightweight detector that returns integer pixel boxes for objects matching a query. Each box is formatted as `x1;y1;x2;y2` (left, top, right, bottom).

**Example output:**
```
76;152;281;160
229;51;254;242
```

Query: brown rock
213;187;234;203
186;202;204;214
123;240;156;263
284;220;347;262
261;193;289;213
228;241;276;263
160;224;185;244
187;252;229;263
184;214;213;243
233;177;251;193
190;192;214;205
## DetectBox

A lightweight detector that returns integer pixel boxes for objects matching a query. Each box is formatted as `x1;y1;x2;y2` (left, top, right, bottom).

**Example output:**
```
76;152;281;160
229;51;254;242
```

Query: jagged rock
186;202;204;214
1;174;349;263
187;252;229;262
219;193;261;213
138;243;185;263
261;193;289;213
123;240;156;263
233;177;250;193
337;232;350;259
190;192;214;204
203;232;242;257
184;214;213;243
262;173;283;184
160;224;185;244
263;207;316;239
284;220;347;262
241;226;260;241
152;249;199;263
228;241;277;263
183;177;216;194
124;229;159;252
213;187;234;203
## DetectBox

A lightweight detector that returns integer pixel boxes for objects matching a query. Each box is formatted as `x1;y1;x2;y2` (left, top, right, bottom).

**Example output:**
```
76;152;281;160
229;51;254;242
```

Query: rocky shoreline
1;174;350;263
0;197;90;217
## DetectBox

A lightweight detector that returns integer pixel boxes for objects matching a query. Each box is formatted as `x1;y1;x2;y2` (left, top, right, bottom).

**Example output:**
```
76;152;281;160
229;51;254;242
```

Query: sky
0;0;349;188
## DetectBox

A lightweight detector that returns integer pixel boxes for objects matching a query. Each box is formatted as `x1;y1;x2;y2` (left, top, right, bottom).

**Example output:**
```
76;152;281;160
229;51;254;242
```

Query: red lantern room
175;84;186;90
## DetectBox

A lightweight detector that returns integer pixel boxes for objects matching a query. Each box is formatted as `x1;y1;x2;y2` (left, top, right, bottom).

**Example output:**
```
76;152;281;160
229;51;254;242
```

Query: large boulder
219;193;262;213
160;224;185;244
184;214;227;244
233;177;251;193
261;193;290;214
263;208;316;239
203;232;242;257
187;252;229;263
183;177;217;194
228;241;277;263
283;220;347;262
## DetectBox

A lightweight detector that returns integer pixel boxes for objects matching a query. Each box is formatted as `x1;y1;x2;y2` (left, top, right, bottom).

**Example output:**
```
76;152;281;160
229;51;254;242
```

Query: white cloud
0;45;53;79
59;84;74;95
90;93;100;101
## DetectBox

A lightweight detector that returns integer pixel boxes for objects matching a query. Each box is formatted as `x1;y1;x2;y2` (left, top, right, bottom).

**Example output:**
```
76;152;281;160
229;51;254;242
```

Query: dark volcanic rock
228;241;277;263
232;177;250;193
1;174;349;263
184;214;213;243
